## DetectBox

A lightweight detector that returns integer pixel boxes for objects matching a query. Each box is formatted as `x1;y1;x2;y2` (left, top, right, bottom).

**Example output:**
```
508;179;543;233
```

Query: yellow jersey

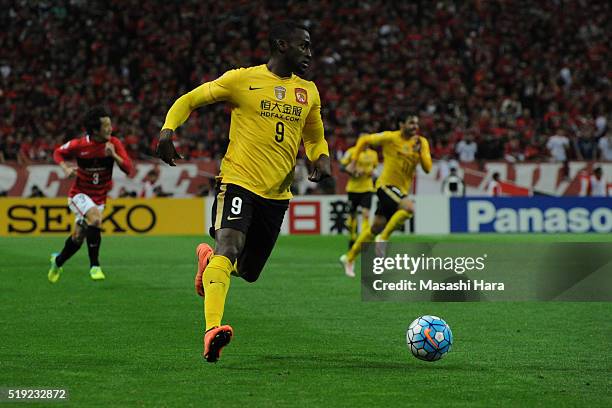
162;64;328;199
352;130;432;195
341;147;378;193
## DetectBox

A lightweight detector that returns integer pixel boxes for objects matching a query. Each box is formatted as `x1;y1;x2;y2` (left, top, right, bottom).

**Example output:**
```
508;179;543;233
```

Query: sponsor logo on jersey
274;86;286;100
259;100;303;121
295;88;308;105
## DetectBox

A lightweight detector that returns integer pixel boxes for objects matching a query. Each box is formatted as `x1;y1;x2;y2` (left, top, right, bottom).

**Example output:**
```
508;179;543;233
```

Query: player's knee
215;243;241;263
86;208;102;228
87;213;102;228
399;199;414;213
88;218;102;228
371;224;384;235
371;219;385;234
214;230;245;262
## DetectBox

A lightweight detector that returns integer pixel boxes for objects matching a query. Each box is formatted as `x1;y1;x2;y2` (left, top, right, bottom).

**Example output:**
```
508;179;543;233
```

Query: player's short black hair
403;111;419;120
268;20;309;53
84;105;110;135
393;108;417;123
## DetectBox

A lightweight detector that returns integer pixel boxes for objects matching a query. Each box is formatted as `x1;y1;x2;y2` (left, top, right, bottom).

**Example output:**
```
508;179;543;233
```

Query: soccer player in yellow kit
340;115;432;277
340;146;378;248
157;21;330;362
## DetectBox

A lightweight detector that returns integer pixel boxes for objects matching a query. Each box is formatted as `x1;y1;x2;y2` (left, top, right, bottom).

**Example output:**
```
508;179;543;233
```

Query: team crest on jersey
274;86;286;100
295;88;308;105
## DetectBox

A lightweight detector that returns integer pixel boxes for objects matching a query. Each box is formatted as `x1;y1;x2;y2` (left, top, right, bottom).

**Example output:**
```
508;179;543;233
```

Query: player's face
286;29;312;75
403;116;419;136
96;117;112;141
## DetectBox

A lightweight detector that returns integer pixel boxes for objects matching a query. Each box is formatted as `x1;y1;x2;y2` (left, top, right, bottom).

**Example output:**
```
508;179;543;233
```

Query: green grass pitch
1;234;610;407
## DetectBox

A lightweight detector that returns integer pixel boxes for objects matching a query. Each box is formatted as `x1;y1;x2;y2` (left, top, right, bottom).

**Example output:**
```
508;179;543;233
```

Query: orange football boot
203;325;234;363
195;243;214;297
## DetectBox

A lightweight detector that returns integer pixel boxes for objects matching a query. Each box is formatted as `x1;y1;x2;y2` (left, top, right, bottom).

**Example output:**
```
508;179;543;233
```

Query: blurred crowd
1;0;610;167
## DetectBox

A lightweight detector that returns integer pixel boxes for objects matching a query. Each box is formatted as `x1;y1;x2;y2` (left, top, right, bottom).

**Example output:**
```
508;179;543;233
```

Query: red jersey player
48;106;133;283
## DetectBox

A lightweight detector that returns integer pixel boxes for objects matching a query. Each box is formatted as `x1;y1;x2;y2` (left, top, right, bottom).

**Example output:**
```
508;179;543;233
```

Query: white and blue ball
407;315;453;361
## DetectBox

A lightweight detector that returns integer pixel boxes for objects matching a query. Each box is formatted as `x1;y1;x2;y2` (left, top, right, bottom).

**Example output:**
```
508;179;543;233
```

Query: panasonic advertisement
450;197;612;233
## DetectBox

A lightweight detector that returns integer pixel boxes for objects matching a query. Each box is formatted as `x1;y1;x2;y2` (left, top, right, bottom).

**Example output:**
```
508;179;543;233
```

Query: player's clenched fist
104;142;116;157
62;166;77;178
156;129;183;166
308;154;332;182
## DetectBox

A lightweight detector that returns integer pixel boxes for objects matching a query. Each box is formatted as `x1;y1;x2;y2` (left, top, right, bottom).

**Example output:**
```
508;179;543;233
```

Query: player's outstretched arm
157;88;203;166
157;70;239;166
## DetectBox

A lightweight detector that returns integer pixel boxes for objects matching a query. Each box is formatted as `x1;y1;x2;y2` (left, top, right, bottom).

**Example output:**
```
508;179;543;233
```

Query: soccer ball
406;315;453;361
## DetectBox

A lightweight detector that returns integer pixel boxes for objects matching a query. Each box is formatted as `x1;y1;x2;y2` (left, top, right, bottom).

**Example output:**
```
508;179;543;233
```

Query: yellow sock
349;215;358;241
379;209;412;240
347;228;374;262
345;214;353;230
203;255;233;331
361;218;370;234
231;260;239;276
